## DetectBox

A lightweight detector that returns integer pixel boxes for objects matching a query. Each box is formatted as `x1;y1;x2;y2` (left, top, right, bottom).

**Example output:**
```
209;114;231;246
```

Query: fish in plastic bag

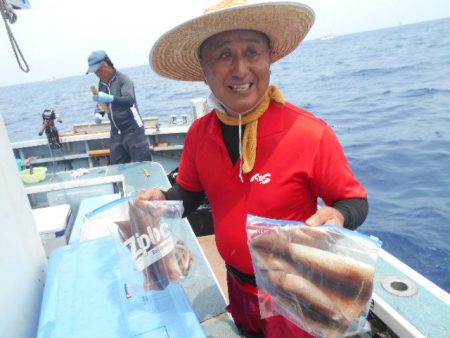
247;214;382;338
82;197;193;291
117;199;193;291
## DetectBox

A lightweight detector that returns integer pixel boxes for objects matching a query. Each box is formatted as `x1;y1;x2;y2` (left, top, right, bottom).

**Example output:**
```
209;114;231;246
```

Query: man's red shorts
226;271;315;338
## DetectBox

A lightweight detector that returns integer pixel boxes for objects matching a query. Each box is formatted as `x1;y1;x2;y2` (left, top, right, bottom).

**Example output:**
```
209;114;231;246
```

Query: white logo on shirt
250;173;272;184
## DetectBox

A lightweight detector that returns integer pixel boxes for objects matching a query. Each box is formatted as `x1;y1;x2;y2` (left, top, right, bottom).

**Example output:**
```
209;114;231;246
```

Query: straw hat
150;0;315;81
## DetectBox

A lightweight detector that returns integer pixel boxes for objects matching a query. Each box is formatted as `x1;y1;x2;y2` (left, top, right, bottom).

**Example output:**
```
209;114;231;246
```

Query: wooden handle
90;85;110;113
90;85;99;94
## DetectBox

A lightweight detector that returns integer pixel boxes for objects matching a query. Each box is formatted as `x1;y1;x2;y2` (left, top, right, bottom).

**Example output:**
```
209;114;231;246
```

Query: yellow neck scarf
215;85;285;176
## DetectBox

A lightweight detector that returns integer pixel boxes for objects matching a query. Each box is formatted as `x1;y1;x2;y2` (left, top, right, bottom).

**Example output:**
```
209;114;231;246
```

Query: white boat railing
24;174;125;196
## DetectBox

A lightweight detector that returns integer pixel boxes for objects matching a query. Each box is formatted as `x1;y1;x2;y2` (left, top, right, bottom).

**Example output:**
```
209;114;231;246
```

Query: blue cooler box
37;236;206;338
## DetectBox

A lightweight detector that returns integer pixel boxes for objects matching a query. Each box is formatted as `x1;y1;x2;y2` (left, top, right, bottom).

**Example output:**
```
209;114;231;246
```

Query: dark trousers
110;127;152;165
226;271;315;338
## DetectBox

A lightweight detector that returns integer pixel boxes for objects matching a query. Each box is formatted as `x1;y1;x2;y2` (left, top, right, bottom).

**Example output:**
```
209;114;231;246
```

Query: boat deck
24;161;450;338
198;235;228;301
371;249;450;337
13;123;189;175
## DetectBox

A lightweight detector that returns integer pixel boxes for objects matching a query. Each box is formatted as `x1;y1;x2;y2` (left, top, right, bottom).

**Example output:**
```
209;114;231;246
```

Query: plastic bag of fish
82;196;193;291
246;214;382;338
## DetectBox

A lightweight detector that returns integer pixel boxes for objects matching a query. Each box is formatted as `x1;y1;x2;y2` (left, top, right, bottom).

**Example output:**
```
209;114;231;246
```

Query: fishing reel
39;109;63;149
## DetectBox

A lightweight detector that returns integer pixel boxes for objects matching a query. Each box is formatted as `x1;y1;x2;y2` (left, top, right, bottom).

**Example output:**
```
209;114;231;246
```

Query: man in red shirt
141;1;368;337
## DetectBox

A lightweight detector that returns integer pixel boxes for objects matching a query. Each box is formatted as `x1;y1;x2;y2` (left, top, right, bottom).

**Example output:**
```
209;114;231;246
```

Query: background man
87;50;151;164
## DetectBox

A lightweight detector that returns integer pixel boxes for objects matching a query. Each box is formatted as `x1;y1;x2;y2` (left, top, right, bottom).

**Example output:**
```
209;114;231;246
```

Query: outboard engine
38;109;62;149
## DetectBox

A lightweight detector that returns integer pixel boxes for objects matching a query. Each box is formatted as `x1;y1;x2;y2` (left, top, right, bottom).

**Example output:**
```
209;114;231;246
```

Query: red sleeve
309;125;367;205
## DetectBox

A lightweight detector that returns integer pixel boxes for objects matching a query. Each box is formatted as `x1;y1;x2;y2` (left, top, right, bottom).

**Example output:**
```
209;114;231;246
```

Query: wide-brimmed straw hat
150;0;315;81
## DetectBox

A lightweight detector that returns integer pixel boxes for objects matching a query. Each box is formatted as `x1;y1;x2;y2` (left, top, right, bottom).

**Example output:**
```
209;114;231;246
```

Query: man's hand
92;92;114;103
138;188;166;201
94;112;104;124
305;206;344;227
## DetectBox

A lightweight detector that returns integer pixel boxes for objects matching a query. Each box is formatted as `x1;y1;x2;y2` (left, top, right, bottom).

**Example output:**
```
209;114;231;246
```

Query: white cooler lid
32;204;71;234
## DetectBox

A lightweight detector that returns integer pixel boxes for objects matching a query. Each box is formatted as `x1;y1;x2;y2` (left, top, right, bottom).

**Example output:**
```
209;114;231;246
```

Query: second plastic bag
82;197;193;291
246;214;382;338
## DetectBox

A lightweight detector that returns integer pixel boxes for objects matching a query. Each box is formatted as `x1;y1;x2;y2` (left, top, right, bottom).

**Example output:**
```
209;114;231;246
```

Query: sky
1;0;450;87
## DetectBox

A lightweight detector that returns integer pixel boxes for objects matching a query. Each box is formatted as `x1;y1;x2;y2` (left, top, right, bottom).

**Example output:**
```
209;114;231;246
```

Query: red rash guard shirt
177;101;367;274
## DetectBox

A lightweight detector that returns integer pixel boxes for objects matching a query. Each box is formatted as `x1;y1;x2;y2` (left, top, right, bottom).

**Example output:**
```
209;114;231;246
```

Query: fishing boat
11;97;209;175
318;33;335;40
6;115;450;338
1;2;449;338
5;100;450;338
12;115;186;173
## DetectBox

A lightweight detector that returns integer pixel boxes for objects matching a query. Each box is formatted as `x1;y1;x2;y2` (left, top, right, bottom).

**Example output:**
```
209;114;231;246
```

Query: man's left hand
305;206;344;227
92;92;114;103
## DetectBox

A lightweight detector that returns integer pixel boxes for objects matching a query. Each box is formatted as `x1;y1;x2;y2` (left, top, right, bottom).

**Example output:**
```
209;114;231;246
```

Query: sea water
1;18;449;293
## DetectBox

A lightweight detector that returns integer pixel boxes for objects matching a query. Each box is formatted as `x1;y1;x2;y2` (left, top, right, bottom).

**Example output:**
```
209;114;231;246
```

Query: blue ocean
1;18;449;293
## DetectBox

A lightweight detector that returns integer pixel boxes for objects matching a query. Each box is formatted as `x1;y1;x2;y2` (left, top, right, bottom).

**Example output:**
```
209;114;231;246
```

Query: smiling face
199;29;272;116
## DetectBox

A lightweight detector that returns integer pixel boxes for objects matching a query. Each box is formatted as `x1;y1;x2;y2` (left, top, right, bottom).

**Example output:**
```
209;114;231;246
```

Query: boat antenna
0;0;30;72
53;92;66;116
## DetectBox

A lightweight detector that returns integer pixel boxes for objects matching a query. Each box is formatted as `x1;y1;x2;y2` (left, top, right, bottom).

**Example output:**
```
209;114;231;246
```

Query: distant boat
319;33;335;40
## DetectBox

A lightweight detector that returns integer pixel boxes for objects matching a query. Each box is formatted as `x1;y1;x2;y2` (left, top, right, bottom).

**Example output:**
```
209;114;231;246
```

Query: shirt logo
250;173;272;185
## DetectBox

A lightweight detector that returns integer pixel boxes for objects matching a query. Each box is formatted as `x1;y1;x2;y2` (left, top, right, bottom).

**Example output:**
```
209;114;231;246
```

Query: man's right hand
138;188;166;201
94;112;103;124
92;92;114;103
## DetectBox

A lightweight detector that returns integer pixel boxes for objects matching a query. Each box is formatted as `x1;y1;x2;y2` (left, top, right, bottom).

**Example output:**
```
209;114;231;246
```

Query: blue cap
86;50;107;74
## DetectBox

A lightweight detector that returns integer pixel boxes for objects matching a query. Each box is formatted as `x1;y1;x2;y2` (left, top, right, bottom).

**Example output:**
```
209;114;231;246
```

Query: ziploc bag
246;215;382;338
82;196;194;291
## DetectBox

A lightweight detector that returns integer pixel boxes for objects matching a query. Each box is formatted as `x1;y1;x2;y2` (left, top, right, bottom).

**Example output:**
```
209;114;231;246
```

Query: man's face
199;30;272;116
95;62;111;82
